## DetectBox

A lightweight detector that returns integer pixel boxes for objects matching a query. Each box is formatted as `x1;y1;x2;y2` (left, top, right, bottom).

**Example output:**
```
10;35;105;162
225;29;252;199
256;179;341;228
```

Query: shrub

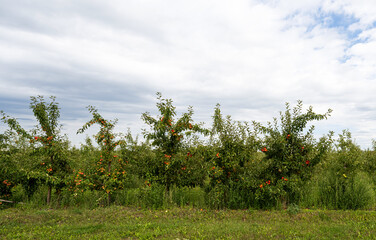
362;140;376;187
312;130;374;209
254;100;332;206
1;96;71;205
206;104;259;209
141;93;208;193
76;106;126;206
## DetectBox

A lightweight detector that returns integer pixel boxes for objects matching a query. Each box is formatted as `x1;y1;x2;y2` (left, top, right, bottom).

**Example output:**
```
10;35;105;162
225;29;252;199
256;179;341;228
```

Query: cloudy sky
0;0;375;149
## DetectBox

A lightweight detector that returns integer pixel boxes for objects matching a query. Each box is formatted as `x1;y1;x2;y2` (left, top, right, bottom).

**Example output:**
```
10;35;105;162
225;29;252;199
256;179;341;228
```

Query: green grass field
1;206;376;239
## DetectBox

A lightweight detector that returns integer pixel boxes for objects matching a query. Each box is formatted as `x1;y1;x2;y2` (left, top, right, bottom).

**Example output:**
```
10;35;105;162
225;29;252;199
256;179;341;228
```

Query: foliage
2;94;376;211
254;100;332;205
76;106;126;205
1;96;70;204
0;131;17;200
312;130;374;209
206;104;260;208
0;131;40;201
286;203;300;215
359;140;376;186
141;92;209;192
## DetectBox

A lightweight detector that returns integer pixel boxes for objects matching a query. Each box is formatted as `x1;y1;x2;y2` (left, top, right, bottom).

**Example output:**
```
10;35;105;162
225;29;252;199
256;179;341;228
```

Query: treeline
1;94;375;210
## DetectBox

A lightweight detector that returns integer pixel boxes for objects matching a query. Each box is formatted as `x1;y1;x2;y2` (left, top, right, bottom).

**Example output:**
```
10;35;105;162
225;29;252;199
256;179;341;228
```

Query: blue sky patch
318;12;358;29
314;9;360;40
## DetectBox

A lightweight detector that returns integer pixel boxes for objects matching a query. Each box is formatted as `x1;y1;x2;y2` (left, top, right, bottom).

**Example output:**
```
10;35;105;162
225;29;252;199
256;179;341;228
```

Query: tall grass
310;172;374;210
7;176;375;211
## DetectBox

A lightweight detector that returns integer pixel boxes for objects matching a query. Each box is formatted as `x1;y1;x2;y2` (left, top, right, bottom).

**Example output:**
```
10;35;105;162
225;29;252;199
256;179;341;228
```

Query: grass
1;206;376;239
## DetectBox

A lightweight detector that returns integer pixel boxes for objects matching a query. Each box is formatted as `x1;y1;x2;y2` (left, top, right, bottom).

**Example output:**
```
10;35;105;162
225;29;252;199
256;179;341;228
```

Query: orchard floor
1;206;376;239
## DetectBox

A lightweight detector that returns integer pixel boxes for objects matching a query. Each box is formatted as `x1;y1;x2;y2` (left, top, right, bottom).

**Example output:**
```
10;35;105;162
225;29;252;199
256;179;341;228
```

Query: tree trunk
107;192;111;206
165;180;173;204
56;189;62;206
47;185;52;205
48;153;54;205
107;159;112;206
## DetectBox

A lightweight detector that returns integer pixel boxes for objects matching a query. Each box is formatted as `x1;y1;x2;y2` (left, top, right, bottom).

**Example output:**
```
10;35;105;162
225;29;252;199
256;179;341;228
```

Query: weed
287;203;300;215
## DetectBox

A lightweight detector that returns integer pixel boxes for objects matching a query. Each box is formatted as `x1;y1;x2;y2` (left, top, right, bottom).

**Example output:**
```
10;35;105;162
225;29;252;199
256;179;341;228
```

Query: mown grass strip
1;206;376;239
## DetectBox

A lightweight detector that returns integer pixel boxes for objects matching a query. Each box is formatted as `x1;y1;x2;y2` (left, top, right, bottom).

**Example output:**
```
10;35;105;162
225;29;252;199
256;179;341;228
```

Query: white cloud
0;0;375;148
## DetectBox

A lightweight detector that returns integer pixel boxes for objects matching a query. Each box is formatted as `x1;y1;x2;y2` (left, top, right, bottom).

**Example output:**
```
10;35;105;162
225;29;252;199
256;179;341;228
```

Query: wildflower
261;147;268;152
216;153;220;158
287;134;291;139
305;160;310;165
260;184;263;188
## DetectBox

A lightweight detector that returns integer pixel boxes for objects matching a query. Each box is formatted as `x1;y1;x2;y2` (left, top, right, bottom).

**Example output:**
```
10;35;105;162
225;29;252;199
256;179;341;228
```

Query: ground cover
1;206;376;239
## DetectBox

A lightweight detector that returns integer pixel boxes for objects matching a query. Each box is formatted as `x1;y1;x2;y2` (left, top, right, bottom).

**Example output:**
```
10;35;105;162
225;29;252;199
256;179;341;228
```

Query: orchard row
1;94;375;209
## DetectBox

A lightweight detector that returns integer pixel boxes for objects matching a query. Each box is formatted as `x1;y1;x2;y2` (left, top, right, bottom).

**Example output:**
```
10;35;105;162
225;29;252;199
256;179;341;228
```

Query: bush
141;93;208;192
314;171;374;210
310;131;374;210
362;140;376;187
255;100;332;206
206;104;259;209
